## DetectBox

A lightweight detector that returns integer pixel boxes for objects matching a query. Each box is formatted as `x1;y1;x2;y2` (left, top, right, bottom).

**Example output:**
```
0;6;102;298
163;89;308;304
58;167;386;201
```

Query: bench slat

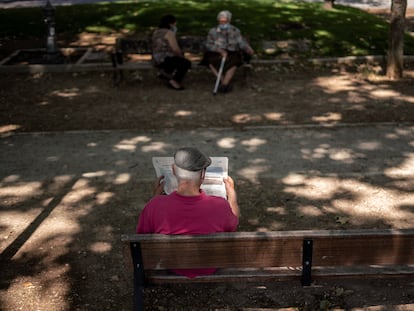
121;229;414;270
145;265;414;284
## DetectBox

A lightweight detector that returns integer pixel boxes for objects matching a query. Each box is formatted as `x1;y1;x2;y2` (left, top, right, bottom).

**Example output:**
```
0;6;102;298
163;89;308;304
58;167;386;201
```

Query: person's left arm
165;30;183;56
234;28;254;55
223;176;240;218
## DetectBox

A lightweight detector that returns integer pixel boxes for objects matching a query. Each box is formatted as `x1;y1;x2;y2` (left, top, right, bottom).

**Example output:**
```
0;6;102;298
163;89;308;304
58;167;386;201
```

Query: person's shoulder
155;28;171;36
229;25;241;32
146;194;171;206
204;194;229;205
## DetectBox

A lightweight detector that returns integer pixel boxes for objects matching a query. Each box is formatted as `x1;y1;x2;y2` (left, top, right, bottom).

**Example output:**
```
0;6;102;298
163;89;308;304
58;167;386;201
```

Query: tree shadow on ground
1;115;413;309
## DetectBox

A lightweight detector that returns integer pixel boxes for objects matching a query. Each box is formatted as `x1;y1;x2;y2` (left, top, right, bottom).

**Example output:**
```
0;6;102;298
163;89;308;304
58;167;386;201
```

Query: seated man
200;10;255;93
136;147;239;278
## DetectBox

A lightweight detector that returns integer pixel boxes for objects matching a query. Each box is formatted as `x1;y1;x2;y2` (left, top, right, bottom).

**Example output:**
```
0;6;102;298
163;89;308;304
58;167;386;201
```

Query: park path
1;123;414;183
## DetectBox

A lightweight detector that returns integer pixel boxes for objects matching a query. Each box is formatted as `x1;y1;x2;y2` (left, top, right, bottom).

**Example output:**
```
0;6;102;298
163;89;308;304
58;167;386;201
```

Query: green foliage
1;0;413;57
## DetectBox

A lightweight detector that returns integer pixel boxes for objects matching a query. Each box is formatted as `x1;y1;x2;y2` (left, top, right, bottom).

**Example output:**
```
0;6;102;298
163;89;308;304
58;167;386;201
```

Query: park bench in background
111;36;206;86
111;36;253;86
121;228;414;311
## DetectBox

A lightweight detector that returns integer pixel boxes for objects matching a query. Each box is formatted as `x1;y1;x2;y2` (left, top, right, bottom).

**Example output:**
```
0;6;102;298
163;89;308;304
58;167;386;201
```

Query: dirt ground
1;11;414;311
1;60;414;311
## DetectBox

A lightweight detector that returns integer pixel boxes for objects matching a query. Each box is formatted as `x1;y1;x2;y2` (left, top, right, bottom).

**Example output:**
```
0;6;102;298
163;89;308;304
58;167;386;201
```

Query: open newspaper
152;157;228;199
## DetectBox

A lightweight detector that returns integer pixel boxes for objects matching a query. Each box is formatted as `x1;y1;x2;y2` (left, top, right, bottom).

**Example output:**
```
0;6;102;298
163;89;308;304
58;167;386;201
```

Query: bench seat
121;229;414;310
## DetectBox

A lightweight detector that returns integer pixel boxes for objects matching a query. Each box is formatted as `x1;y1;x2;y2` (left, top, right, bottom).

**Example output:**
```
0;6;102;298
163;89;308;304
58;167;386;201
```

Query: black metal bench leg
301;238;313;286
133;283;144;311
130;242;146;311
111;51;124;87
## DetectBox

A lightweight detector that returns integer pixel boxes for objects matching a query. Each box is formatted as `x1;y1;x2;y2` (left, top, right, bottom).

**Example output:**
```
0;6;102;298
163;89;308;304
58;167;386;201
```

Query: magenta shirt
136;190;238;277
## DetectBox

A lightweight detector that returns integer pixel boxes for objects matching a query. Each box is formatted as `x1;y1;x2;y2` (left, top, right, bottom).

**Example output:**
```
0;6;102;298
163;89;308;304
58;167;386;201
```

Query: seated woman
152;14;191;90
200;10;254;93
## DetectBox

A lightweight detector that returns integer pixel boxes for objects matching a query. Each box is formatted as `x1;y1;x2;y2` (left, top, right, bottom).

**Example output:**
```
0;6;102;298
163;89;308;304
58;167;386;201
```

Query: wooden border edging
3;55;414;74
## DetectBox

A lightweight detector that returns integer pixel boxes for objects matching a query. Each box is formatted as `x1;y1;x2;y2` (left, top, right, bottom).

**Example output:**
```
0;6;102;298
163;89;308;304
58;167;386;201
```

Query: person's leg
222;66;237;86
159;57;175;76
219;52;243;92
209;64;225;83
205;52;223;77
159;57;185;90
172;57;191;83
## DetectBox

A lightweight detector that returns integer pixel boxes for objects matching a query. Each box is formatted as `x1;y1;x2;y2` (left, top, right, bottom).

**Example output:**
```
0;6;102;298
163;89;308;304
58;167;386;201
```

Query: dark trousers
159;56;191;83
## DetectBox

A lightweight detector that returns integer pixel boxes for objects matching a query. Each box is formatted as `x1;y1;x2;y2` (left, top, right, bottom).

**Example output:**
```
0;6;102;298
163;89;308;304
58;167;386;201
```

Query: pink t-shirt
136;190;238;277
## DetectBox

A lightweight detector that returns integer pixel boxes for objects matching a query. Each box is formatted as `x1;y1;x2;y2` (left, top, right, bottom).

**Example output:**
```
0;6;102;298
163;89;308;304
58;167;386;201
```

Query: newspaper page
152;157;228;199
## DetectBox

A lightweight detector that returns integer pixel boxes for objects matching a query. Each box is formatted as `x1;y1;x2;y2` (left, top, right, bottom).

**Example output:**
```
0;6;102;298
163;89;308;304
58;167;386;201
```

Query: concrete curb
2;53;414;74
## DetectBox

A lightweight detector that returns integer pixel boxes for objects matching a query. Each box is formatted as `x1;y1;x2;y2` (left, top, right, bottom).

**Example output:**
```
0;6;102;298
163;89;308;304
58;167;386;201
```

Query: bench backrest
122;229;414;271
116;36;206;55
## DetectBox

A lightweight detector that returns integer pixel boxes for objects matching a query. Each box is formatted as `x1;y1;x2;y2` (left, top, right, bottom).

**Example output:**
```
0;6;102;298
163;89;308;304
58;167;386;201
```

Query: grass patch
1;0;414;58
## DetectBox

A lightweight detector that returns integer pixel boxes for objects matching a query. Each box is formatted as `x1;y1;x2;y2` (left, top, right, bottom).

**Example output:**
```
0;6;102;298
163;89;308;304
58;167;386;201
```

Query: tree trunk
386;0;407;80
323;0;335;10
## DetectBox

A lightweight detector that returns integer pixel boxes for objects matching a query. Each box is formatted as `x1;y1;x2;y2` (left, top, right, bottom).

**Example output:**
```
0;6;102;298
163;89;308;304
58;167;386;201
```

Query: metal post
301;238;313;286
130;242;146;311
43;0;57;54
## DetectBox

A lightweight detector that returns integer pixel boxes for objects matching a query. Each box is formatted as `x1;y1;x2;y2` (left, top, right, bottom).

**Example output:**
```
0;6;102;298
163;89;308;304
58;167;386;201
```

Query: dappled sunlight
301;145;365;163
174;110;193;117
89;241;112;253
141;141;172;152
0;209;42;250
283;173;338;200
1;123;413;309
311;112;342;123
266;206;287;216
241;138;267;152
392;126;414;138
232;112;284;124
0;124;21;133
313;74;357;93
113;173;130;185
217;137;237;149
239;159;271;182
384;153;414;176
297;205;324;217
95;191;114;204
313;74;414;105
232;113;265;123
4;267;71;310
51;88;81;99
114;135;151;151
371;88;402;98
71;32;117;52
82;171;107;178
0;181;43;197
283;175;414;228
264;112;284;121
247;216;285;232
357;141;381;151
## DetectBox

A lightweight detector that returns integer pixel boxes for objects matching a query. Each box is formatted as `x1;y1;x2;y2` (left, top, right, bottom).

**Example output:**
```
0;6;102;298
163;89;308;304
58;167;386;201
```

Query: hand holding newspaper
152;157;229;199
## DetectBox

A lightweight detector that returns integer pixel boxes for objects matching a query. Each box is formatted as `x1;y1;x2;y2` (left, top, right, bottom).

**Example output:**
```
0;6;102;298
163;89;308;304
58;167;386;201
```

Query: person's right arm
223;176;240;218
152;175;165;196
206;28;227;58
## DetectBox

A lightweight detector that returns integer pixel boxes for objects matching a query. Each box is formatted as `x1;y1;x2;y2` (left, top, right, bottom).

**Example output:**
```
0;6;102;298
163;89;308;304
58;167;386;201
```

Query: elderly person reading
136;147;239;278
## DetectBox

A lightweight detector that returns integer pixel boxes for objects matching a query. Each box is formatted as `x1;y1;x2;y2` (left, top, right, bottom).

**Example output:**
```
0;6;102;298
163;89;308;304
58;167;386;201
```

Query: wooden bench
111;36;253;86
111;36;206;86
121;228;414;310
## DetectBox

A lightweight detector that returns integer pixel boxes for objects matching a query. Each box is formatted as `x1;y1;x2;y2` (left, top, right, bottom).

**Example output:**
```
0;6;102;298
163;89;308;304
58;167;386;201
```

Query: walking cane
213;56;226;95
